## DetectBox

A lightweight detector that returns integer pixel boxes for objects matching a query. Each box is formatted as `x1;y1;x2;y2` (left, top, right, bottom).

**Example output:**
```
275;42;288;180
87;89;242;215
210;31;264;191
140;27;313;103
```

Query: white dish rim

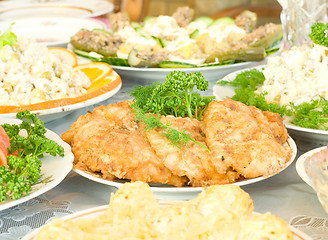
73;136;297;193
21;204;312;240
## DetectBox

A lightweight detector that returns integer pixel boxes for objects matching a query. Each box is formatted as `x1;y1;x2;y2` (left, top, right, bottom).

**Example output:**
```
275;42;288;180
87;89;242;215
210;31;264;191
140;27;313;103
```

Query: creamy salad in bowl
257;44;328;106
215;28;328;133
0;36;91;106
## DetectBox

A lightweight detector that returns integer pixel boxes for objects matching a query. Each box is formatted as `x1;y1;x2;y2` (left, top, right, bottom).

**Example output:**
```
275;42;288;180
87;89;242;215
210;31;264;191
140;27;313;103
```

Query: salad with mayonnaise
0;24;91;106
216;22;328;130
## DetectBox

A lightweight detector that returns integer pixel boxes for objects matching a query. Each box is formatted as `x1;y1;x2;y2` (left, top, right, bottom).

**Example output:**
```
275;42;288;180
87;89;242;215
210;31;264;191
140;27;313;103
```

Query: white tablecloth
0;78;327;240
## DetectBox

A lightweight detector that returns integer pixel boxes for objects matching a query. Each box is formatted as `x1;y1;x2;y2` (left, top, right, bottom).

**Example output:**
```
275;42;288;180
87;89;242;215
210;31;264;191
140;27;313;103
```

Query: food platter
112;61;259;82
0;79;122;123
296;146;326;188
0;17;106;48
0;117;74;212
73;136;297;201
0;0;113;20
21;205;311;240
213;66;328;145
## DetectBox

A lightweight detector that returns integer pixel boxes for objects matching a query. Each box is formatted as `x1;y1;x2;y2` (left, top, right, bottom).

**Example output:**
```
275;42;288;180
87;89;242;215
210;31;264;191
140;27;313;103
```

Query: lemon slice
74;62;113;82
48;47;78;67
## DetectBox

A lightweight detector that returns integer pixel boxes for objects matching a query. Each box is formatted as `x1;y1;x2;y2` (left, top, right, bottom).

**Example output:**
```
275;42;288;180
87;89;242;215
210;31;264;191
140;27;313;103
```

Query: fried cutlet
61;101;187;186
203;99;292;178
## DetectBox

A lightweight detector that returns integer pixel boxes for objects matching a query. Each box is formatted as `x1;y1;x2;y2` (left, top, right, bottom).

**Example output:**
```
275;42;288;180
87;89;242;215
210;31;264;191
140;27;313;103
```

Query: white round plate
0;117;74;212
21;205;311;240
0;17;106;48
213;66;328;145
0;76;122;123
296;146;327;188
73;137;297;201
112;61;258;83
0;0;113;20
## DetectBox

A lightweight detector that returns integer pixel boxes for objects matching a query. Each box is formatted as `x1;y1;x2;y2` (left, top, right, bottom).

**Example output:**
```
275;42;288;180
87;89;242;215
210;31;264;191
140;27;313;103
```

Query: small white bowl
296;146;328;213
0;16;107;48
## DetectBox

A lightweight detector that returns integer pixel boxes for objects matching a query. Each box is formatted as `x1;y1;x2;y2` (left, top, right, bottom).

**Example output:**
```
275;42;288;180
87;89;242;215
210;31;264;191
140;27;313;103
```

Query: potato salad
0;36;91;106
257;44;328;106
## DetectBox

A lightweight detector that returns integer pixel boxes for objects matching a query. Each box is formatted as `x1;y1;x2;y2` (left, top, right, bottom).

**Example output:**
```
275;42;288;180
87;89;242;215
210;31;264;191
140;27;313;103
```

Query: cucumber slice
190;29;199;39
93;28;112;35
198;60;235;67
208;17;235;28
159;61;197;68
192;16;214;27
131;21;142;29
152;36;166;47
73;49;101;61
265;48;280;56
135;27;152;39
250;24;283;49
102;57;129;66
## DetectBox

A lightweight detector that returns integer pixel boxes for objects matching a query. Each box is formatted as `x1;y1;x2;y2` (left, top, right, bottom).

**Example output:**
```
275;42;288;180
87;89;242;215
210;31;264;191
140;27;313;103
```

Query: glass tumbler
277;0;328;49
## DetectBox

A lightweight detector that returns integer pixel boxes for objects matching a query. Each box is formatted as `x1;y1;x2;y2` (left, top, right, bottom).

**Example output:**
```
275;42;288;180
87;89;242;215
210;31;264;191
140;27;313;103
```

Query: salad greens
0;110;64;202
217;69;328;130
0;23;17;60
130;71;213;151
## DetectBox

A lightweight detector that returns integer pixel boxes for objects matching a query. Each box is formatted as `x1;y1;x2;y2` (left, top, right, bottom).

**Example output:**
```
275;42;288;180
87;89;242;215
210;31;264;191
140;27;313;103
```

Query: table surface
0;76;327;240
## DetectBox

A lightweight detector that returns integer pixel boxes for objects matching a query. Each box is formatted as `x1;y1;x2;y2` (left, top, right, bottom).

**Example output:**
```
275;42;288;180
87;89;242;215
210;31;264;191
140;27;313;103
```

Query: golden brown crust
61;99;292;186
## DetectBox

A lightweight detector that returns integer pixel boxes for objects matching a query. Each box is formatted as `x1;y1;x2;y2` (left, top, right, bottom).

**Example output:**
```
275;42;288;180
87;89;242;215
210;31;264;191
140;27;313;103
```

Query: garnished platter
0;117;73;211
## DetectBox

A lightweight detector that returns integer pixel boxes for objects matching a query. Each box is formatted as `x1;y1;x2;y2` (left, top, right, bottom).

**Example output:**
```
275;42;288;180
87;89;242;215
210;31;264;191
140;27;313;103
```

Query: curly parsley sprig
0;110;64;202
130;71;214;120
130;71;213;151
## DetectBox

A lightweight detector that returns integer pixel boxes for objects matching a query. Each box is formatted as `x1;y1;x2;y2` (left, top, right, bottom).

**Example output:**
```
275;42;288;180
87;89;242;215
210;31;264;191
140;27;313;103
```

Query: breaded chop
145;115;240;186
203;99;292;178
61;98;293;186
61;101;187;187
262;111;289;144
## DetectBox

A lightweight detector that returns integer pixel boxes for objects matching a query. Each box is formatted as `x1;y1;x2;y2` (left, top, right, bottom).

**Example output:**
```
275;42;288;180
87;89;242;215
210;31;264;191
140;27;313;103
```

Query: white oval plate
213;66;328;145
0;117;74;212
296;146;327;188
0;17;106;48
21;205;312;240
112;61;258;83
0;73;122;123
0;0;113;20
73;137;297;201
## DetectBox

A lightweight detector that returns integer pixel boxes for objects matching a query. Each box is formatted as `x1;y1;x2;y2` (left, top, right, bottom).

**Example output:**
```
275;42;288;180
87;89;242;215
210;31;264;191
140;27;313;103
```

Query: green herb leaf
218;69;328;130
309;22;328;47
0;110;64;202
130;71;215;120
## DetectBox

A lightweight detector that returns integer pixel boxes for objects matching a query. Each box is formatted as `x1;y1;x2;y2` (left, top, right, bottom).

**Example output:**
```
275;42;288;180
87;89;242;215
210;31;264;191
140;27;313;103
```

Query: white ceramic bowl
0;17;106;48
